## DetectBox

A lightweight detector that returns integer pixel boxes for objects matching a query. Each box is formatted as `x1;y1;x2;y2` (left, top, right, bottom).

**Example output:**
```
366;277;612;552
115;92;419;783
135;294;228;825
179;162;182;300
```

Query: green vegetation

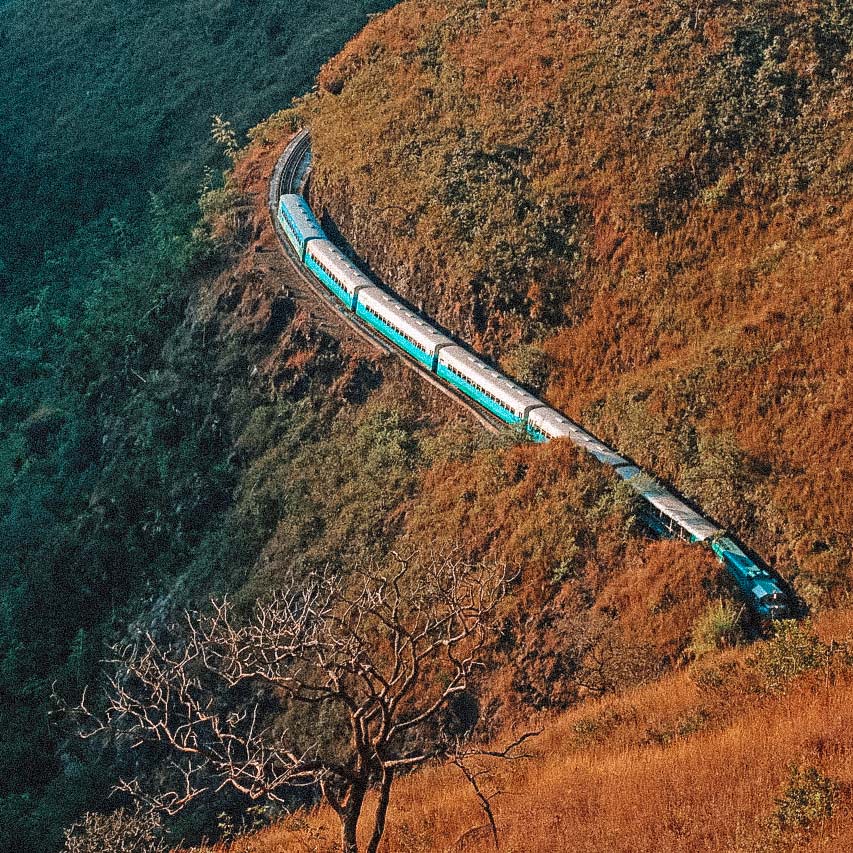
0;195;218;850
0;0;396;272
502;342;552;394
771;765;838;844
689;600;745;657
0;1;398;849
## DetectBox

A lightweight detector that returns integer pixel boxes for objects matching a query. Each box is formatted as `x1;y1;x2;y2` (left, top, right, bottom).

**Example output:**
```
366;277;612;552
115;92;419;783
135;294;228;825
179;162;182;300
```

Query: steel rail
269;130;503;434
265;129;796;621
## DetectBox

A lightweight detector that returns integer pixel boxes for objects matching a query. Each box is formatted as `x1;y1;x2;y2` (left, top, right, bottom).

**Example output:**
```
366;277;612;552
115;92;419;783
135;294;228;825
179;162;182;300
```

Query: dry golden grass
214;7;853;844
205;609;853;853
308;0;853;601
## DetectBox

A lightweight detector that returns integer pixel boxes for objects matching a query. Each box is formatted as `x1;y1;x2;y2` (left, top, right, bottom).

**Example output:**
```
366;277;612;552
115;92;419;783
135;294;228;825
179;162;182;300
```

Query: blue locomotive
711;537;790;622
276;193;791;623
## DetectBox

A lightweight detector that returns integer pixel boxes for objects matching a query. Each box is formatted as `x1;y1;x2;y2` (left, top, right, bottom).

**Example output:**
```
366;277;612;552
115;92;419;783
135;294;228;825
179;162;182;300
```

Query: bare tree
77;554;509;853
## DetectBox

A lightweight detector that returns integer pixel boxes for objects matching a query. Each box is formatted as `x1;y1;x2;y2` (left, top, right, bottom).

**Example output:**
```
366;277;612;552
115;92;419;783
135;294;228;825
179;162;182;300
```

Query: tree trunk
341;781;367;853
366;768;395;853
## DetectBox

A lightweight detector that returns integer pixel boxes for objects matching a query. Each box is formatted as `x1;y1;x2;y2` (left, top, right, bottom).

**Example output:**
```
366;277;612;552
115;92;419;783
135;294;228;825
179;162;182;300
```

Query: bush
572;706;632;745
63;806;166;853
503;343;552;394
645;709;709;746
689;600;745;656
198;183;254;251
772;765;837;833
750;620;828;690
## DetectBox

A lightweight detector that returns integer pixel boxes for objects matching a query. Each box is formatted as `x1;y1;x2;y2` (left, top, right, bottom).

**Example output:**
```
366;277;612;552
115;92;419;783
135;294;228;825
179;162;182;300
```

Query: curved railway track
267;129;796;623
269;129;503;434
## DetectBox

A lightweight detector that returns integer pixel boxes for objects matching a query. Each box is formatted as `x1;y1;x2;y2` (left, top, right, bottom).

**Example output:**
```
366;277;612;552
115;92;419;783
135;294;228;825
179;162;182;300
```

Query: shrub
551;540;582;584
503;343;552;393
571;707;631;745
198;184;253;251
792;575;828;613
63;806;166;853
750;620;827;690
772;765;837;833
689;600;745;656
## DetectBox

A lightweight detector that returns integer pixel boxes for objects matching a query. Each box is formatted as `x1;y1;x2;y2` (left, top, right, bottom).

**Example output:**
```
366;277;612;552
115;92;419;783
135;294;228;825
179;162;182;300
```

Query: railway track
269;129;503;434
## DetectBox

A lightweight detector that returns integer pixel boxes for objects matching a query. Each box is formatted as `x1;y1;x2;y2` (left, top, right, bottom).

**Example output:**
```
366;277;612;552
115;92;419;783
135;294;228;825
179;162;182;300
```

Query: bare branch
452;731;542;851
75;553;509;853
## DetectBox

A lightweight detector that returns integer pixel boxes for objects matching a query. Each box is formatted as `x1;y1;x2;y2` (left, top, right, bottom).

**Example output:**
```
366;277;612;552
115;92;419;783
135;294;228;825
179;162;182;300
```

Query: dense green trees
0;1;399;848
0;197;226;851
0;0;398;272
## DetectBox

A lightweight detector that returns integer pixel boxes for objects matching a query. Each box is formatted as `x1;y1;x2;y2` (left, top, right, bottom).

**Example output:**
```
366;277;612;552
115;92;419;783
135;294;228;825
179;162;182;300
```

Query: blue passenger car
436;346;542;426
614;465;722;543
355;287;453;369
278;194;326;261
526;407;632;467
305;238;372;309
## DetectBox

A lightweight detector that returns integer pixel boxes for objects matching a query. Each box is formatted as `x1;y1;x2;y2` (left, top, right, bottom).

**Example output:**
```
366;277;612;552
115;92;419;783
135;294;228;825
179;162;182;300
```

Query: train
277;192;792;624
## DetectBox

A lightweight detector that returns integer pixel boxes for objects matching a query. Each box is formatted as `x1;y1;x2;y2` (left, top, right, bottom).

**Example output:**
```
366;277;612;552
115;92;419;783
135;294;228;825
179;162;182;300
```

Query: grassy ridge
216;610;853;852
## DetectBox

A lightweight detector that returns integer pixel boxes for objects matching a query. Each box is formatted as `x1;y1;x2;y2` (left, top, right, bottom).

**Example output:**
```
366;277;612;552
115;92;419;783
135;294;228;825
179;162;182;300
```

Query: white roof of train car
572;435;629;468
438;346;542;418
306;239;373;296
357;287;453;353
527;407;629;467
616;465;722;541
280;194;326;243
527;406;579;438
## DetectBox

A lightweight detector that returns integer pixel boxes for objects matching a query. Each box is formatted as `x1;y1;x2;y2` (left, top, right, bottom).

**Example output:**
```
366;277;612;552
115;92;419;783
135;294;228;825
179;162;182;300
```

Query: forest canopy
0;1;396;848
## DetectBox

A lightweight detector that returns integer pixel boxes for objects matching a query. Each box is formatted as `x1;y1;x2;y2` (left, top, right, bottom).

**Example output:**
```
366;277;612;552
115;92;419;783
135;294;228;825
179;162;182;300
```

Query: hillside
214;609;853;852
0;2;398;849
0;0;397;270
9;0;853;849
172;1;853;847
51;112;738;852
307;0;852;606
200;114;724;727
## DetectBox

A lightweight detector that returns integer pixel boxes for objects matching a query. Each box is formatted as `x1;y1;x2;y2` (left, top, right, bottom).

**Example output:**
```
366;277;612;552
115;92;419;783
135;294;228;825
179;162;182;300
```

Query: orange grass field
203;609;853;853
308;0;853;601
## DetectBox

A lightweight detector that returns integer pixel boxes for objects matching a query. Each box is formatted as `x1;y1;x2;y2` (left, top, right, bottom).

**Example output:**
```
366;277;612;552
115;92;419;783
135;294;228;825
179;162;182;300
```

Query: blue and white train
277;193;792;624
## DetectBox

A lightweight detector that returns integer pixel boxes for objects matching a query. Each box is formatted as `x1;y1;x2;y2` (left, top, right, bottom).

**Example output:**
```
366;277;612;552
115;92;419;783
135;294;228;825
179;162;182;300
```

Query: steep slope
214;610;853;852
35;0;853;846
306;0;852;602
0;0;397;269
0;2;397;846
54;113;730;850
